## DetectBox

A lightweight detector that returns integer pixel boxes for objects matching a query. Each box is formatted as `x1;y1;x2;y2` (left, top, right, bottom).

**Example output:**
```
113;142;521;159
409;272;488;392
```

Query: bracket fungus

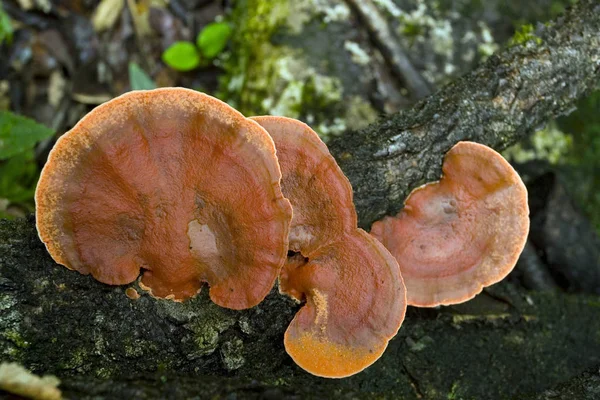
370;141;529;307
35;88;292;309
251;116;406;378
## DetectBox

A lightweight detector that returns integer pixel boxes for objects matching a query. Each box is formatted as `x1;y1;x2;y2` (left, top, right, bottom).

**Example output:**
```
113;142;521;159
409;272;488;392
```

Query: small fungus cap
371;141;529;307
250;116;356;255
252;116;406;378
36;88;292;309
280;230;406;378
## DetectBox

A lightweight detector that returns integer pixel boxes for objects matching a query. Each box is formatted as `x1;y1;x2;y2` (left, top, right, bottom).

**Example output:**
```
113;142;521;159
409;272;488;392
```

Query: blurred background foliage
0;0;597;235
559;91;600;234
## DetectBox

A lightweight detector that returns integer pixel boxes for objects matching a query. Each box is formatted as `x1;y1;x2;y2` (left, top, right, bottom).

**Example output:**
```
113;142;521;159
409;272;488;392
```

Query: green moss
177;305;235;359
402;22;423;38
94;366;115;379
0;293;17;311
220;337;245;371
222;34;346;140
406;335;434;352
585;299;600;308
344;96;378;131
504;332;526;346
191;323;220;357
219;0;364;142
61;348;88;370
218;0;290;113
447;382;460;400
3;330;28;348
0;294;23;360
508;24;543;46
556;90;600;235
503;122;572;164
123;338;157;358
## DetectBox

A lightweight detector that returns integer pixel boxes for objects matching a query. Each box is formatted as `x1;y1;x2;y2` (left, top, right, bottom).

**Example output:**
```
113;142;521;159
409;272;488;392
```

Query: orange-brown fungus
371;141;529;307
250;116;357;255
36;88;292;309
252;116;406;378
125;287;140;300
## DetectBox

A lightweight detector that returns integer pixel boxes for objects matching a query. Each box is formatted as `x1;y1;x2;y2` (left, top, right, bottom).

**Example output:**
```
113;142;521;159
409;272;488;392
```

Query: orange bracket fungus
251;116;407;378
371;141;529;307
35;88;292;309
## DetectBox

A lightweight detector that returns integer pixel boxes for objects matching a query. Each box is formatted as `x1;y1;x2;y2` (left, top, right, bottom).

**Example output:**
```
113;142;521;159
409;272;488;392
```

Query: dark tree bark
1;1;600;399
3;217;600;400
529;366;600;400
328;0;600;228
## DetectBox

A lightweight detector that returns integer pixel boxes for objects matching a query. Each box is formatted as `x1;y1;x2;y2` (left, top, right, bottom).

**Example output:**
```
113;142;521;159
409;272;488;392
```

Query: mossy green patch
508;24;543;46
61;348;89;371
447;381;461;400
557;90;600;235
220;337;245;371
219;0;377;142
503;122;573;165
123;337;157;358
3;329;28;348
0;293;17;311
218;0;290;113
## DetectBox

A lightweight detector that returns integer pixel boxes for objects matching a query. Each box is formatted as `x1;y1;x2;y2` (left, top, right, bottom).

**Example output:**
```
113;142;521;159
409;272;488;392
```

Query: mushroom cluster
251;117;406;378
35;88;528;379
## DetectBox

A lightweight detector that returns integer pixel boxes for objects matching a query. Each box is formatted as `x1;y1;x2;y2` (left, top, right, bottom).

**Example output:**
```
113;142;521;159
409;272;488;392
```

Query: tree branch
3;218;600;399
329;0;600;228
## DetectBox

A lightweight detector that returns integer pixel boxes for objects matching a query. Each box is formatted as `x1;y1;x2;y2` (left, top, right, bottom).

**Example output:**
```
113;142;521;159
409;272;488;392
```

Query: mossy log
2;217;600;399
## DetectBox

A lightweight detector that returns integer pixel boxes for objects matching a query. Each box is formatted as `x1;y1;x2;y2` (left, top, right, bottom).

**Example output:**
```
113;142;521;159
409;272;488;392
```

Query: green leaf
0;150;38;204
0;3;13;46
0;111;54;160
162;42;201;72
196;22;232;59
128;62;157;91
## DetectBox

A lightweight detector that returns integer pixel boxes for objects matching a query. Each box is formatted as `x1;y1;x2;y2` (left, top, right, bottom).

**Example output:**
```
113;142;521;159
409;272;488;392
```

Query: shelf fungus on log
370;141;529;307
252;116;406;378
35;88;292;309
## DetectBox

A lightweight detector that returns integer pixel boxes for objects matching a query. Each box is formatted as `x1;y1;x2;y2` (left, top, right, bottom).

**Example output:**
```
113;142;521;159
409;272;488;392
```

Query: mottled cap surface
253;116;406;378
371;141;529;307
36;88;292;309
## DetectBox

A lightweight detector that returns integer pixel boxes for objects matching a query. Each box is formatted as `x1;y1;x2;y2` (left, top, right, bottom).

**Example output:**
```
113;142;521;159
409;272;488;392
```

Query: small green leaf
196;22;232;59
162;42;201;72
0;3;13;46
0;111;54;160
0;150;38;204
128;62;157;91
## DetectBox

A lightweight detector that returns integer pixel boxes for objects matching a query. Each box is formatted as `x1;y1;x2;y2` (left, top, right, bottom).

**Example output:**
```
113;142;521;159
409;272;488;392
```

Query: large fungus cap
251;116;406;378
371;141;529;307
36;88;292;309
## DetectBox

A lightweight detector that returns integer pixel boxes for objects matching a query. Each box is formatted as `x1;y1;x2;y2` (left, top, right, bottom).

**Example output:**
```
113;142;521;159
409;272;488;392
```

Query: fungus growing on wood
370;141;529;307
36;88;292;309
251;116;406;378
125;287;140;300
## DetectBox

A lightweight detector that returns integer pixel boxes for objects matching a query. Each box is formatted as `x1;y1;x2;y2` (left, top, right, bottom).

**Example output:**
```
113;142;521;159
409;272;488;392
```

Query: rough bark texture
328;0;600;228
1;1;600;399
2;217;600;400
530;366;600;400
